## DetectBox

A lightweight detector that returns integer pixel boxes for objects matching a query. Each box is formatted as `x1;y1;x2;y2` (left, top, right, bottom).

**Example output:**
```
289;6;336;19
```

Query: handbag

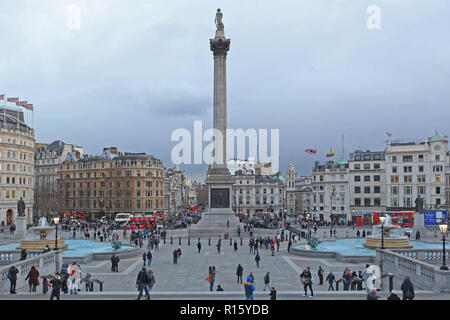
206;276;212;283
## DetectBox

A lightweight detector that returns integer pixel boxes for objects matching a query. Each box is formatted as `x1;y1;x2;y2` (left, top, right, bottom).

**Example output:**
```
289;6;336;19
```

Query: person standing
49;273;63;300
7;266;19;294
400;276;415;300
269;287;277;300
326;271;335;291
208;267;216;292
318;266;324;285
147;269;155;297
68;262;81;295
244;276;256;300
25;266;40;292
147;251;152;266
233;240;238;253
111;254;120;272
263;272;270;291
287;239;292;253
300;267;314;297
136;267;150;300
255;253;261;268
173;249;178;264
197;240;202;253
236;264;243;284
216;239;221;254
176;248;182;261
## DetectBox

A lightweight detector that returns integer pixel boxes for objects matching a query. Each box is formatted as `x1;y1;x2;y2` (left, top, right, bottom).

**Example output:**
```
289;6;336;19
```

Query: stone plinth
13;216;28;240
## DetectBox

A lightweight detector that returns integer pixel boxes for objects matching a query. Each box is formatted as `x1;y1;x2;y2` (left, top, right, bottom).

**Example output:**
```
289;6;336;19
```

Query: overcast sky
1;0;449;182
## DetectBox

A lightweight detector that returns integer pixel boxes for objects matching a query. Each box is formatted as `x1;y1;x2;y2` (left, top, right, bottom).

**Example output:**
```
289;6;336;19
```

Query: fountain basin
364;236;412;249
18;238;67;250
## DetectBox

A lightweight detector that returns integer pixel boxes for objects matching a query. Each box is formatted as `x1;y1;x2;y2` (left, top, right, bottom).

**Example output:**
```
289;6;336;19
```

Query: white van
115;213;132;226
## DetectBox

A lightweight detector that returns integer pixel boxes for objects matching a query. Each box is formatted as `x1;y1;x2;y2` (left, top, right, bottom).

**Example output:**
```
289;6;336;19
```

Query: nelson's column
189;9;241;236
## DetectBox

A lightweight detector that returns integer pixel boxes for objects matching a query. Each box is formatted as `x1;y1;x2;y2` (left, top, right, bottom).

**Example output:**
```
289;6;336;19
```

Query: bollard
99;282;103;292
188;237;190;245
208;238;211;246
170;237;173;245
240;237;243;246
335;281;339;291
389;276;394;292
230;238;232;246
179;237;181;245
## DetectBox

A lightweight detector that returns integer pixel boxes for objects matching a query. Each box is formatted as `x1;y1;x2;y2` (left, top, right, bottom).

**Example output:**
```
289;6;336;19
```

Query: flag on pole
386;132;392;137
16;101;28;107
25;104;34;111
7;97;19;103
305;148;317;156
326;149;335;157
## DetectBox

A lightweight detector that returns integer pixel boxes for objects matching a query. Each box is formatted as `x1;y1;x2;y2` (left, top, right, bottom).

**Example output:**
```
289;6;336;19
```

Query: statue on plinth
17;197;26;217
215;8;224;30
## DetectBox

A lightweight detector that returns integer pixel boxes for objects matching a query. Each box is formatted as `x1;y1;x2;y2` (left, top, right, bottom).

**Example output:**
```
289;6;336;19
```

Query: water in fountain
25;217;55;240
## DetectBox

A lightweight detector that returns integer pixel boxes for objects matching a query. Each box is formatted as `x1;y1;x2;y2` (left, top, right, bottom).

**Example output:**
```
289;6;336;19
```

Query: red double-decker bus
373;211;414;227
125;216;156;230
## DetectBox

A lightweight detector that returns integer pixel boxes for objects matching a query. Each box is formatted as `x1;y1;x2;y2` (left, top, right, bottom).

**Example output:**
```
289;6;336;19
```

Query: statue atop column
215;8;224;31
17;197;26;217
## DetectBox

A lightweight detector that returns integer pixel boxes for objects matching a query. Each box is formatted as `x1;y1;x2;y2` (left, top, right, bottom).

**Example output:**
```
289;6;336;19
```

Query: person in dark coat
255;253;261;268
415;230;420;240
25;266;40;292
50;273;63;300
236;264;244;284
269;287;277;300
326;271;335;291
400;276;415;300
111;254;120;272
197;240;202;253
300;267;314;297
318;266;324;285
7;266;19;294
136;267;150;300
387;290;401;300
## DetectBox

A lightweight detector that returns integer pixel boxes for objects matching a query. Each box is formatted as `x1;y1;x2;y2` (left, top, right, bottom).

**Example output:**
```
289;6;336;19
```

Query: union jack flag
305;148;317;155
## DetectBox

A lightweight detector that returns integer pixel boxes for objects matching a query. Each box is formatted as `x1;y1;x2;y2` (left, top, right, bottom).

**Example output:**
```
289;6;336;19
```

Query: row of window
62;180;162;189
390;175;441;183
0;189;27;199
354;198;382;206
354;186;381;193
0;176;32;185
354;175;381;182
353;163;381;170
234;188;283;194
0;164;33;173
66;189;163;198
391;197;442;207
67;199;163;210
0;137;32;147
390;154;442;163
0;151;33;161
390;186;442;195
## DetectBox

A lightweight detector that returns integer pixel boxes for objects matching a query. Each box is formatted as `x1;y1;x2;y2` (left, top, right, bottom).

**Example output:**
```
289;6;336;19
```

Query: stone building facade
0;108;35;224
57;147;165;219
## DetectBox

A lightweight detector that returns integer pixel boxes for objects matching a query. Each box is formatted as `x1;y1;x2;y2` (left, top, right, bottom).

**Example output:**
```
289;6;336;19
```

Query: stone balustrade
0;250;63;294
376;248;450;293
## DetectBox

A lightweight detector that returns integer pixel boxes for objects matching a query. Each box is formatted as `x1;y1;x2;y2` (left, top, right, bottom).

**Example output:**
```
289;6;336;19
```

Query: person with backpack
244;276;256;300
7;265;19;294
401;276;415;300
300;267;314;297
49;273;63;300
236;264;244;284
136;267;150;300
263;272;270;291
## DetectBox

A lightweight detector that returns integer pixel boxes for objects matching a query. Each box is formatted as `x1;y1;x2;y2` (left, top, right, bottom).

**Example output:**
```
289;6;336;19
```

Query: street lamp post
53;217;60;250
379;216;386;249
439;223;449;270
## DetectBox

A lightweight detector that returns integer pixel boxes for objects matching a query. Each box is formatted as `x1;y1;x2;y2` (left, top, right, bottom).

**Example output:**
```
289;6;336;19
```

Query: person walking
233;240;238;253
287;239;292;253
7;265;19;294
269;287;277;300
25;266;40;292
49;273;63;300
400;276;415;300
216;239;221;254
263;272;270;291
142;252;147;266
146;269;156;298
111;254;120;272
300;267;314;297
147;251;152;266
197;240;202;253
318;266;324;285
236;264;243;284
326;271;335;291
136;267;150;300
208;267;216;292
255;253;261;268
244;276;256;300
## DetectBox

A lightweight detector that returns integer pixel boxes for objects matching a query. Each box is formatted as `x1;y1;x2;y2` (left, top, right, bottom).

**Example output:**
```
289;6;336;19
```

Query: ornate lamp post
439;223;448;270
379;216;386;249
53;217;60;250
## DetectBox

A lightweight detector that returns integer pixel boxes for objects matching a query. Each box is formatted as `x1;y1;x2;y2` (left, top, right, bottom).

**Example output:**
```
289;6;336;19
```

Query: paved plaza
1;225;449;300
